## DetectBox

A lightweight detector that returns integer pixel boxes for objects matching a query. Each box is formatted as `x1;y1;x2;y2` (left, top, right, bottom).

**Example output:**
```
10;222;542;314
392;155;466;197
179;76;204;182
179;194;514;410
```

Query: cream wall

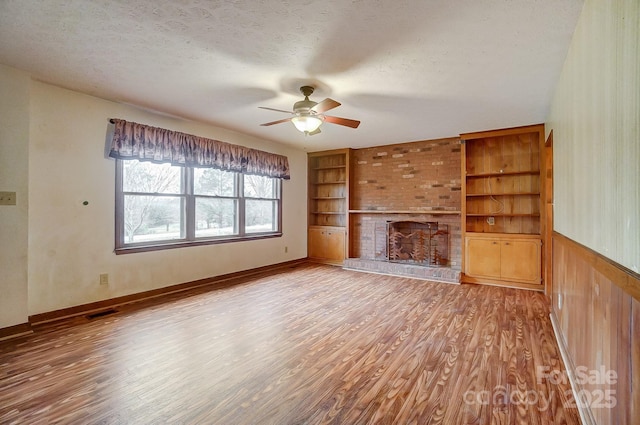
0;64;30;328
547;0;639;272
21;78;307;316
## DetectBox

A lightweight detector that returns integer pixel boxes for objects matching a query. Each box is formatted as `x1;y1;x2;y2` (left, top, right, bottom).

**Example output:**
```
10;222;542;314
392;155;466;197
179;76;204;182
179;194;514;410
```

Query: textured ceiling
0;0;584;151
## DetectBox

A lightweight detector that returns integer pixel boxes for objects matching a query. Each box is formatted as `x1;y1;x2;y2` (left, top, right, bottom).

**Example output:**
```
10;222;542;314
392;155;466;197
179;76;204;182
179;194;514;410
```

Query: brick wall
350;137;462;269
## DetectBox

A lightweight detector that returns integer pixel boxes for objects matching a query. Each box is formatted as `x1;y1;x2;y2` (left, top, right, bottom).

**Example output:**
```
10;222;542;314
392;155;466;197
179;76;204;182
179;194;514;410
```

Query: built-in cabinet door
466;238;501;278
465;235;541;286
500;239;541;283
324;229;345;261
308;227;345;263
308;228;326;259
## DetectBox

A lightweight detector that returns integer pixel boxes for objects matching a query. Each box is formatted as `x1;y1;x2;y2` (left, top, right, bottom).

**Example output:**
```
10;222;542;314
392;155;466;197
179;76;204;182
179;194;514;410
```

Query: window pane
246;200;277;233
123;161;182;194
124;195;184;243
194;168;236;196
244;175;276;198
195;198;238;237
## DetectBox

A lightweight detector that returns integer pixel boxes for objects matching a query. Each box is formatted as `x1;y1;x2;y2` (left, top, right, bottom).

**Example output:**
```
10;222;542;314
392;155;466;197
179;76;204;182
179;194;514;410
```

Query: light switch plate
0;192;16;205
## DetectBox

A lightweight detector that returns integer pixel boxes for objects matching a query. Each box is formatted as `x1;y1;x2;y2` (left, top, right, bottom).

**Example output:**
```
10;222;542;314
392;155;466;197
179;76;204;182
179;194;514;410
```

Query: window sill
115;232;283;255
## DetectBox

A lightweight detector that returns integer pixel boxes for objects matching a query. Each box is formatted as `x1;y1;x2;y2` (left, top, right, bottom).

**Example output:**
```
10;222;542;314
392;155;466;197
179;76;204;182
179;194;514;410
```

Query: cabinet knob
492;241;498;245
504;242;510;245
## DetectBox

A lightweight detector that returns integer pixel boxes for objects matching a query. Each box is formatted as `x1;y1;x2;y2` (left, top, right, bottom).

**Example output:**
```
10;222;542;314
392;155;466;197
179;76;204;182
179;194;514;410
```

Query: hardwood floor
0;263;580;424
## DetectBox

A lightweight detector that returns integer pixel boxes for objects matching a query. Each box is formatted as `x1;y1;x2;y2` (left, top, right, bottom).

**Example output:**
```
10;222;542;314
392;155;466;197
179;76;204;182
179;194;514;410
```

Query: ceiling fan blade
323;115;361;128
312;98;341;114
260;117;292;126
258;106;294;114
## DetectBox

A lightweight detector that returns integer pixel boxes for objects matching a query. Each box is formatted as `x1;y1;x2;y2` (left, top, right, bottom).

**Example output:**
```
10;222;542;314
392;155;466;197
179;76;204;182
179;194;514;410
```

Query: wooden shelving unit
307;149;351;264
348;210;461;215
466;170;539;177
461;124;545;289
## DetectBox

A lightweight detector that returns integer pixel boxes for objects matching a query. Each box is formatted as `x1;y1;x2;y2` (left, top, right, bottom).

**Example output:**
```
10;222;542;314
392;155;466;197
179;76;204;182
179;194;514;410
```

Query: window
115;159;281;253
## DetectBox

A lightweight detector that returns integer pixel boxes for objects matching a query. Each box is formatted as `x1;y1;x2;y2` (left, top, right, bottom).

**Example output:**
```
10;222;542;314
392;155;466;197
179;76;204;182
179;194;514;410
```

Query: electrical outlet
487;216;495;225
284;246;288;253
0;191;16;206
99;273;109;285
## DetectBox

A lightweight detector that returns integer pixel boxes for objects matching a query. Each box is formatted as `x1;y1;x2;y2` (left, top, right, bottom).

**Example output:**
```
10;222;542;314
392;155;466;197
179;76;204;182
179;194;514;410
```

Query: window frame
115;159;282;254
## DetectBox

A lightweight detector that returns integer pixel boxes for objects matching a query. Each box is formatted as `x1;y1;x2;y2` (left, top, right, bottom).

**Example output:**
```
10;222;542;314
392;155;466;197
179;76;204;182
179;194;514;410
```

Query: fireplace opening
386;221;449;266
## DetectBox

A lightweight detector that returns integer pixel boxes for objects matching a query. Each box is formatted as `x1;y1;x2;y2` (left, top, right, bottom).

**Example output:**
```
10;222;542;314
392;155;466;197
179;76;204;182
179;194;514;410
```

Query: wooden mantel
349;210;461;215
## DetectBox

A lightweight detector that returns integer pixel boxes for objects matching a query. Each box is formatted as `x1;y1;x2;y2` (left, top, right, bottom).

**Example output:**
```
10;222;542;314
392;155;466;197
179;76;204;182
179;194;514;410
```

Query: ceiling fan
259;86;360;135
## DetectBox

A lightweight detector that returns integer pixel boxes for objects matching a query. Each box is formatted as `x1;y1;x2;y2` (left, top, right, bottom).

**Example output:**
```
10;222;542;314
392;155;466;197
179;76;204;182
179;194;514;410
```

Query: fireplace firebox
385;221;449;266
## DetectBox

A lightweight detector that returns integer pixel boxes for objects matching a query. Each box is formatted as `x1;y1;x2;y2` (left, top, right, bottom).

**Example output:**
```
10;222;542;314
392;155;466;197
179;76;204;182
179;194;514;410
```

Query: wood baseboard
461;274;544;291
549;311;596;425
27;258;307;326
306;257;344;266
0;322;33;342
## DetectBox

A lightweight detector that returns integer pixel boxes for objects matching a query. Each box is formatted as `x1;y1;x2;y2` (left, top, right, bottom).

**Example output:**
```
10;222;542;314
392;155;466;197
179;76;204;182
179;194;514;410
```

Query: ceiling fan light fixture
291;114;323;133
259;85;359;133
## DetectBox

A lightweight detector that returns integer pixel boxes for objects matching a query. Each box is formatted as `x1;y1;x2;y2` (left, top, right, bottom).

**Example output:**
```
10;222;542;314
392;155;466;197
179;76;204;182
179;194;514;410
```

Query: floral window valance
108;119;290;179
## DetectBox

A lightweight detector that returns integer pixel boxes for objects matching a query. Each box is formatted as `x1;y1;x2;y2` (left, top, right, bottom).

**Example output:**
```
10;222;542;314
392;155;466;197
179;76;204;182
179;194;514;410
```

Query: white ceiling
0;0;584;151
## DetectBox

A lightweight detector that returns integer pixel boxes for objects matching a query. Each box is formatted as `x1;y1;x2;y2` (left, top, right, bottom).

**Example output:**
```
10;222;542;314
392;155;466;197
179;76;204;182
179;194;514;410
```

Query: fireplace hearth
343;214;461;284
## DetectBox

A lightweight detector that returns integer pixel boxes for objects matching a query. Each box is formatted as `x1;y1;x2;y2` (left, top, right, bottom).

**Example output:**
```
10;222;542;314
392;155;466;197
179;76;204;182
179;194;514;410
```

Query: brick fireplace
343;137;462;283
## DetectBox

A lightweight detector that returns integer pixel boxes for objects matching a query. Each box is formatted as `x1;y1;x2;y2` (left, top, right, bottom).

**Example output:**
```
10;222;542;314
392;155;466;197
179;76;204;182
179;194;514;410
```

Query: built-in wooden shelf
466;213;541;217
308;149;351;263
466;192;540;197
314;165;347;170
461;124;546;289
466;170;540;178
349;210;461;215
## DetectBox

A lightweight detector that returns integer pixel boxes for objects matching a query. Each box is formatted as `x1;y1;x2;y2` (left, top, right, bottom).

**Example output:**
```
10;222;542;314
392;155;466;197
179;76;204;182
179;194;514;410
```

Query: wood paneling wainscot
551;232;640;425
